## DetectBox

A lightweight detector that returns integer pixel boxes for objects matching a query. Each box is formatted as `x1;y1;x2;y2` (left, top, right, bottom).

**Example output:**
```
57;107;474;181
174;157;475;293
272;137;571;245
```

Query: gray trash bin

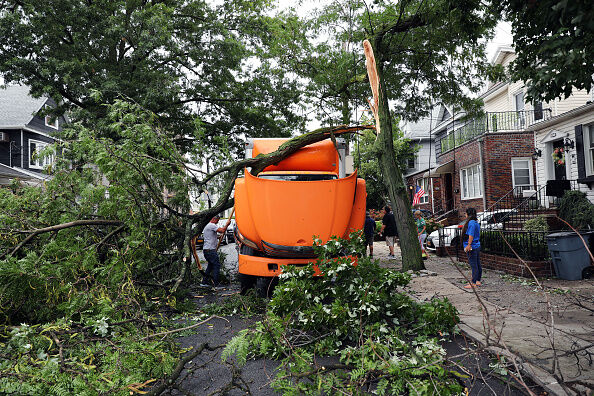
546;231;593;280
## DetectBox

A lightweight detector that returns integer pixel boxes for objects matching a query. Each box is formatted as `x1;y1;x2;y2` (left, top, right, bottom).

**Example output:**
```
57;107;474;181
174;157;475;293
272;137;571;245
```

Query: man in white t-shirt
201;214;231;287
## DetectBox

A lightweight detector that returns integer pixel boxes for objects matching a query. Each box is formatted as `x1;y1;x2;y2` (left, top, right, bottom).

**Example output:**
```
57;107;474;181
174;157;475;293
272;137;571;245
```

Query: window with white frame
511;158;533;191
585;124;594;176
29;139;53;169
44;104;59;129
460;164;482;199
418;177;429;204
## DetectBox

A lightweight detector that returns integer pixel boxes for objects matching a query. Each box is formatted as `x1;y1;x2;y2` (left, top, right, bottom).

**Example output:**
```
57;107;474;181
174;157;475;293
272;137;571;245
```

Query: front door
552;140;566;180
444;173;453;211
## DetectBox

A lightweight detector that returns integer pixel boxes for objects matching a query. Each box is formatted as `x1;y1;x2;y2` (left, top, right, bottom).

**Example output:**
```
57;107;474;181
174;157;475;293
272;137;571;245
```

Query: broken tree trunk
363;39;424;271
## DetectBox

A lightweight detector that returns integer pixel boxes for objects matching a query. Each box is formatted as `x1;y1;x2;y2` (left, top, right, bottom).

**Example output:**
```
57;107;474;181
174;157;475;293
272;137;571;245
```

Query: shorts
418;233;427;249
385;236;396;246
365;236;374;246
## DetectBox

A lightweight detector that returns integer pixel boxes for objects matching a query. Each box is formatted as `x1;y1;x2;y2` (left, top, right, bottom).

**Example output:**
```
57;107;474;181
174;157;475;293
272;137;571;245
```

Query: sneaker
199;282;212;288
475;281;482;286
213;285;226;290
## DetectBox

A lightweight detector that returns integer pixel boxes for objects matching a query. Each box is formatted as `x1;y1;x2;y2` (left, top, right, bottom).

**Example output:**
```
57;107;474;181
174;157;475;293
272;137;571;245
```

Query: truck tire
238;245;256;294
256;277;278;298
238;273;257;295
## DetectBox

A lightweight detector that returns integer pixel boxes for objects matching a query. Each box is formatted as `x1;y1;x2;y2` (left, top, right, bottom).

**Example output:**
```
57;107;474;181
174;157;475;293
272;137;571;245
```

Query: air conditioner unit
0;132;9;142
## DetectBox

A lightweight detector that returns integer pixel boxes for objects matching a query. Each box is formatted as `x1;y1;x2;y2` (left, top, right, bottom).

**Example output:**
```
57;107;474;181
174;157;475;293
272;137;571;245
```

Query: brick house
0;85;65;185
426;47;591;221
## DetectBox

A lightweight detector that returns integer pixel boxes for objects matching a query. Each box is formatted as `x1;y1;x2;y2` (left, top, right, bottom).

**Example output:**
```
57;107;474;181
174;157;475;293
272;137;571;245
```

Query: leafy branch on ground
223;233;463;394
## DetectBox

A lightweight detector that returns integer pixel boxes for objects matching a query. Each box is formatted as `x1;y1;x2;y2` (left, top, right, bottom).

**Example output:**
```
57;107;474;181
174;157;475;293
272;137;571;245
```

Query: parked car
425;210;515;251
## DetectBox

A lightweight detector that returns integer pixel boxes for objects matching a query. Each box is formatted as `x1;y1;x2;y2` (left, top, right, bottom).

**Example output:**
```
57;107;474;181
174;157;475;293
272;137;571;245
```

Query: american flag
412;185;425;206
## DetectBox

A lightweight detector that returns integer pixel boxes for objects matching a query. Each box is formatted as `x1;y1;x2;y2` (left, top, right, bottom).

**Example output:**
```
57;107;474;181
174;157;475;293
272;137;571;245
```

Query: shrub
559;190;594;230
524;215;549;232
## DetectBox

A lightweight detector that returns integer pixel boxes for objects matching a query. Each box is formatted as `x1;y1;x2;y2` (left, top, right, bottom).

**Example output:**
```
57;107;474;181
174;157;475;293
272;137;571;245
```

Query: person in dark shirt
363;211;376;257
380;205;398;258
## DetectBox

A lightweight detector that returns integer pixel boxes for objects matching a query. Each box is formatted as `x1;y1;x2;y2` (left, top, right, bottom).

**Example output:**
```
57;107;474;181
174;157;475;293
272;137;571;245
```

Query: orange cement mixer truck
233;137;366;295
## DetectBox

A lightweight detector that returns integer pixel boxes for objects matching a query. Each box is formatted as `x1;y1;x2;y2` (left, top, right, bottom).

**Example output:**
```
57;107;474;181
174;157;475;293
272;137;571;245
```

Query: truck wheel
238;273;257;295
256;277;278;298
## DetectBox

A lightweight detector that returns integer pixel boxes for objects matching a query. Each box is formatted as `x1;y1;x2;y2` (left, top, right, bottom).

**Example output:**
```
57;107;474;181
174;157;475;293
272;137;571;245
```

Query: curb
458;323;574;396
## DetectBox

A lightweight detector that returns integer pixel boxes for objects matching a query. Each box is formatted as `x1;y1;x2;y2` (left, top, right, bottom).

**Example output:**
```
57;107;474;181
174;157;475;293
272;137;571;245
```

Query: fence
481;230;550;261
440;109;552;153
439;228;550;262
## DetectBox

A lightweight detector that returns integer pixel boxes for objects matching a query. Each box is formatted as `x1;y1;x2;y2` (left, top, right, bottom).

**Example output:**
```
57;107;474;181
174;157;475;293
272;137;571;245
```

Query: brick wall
407;174;439;213
483;133;535;208
437;132;536;222
439;247;553;278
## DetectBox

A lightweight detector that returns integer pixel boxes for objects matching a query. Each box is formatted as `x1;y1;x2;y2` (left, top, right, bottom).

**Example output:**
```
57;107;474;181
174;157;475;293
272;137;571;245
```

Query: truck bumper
238;254;320;277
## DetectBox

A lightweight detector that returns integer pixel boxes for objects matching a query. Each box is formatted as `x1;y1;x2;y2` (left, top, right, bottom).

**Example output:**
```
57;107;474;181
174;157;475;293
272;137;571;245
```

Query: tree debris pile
223;233;462;394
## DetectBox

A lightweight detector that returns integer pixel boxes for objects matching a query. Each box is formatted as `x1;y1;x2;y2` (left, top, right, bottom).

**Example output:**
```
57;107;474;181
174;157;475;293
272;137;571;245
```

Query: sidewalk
373;241;594;396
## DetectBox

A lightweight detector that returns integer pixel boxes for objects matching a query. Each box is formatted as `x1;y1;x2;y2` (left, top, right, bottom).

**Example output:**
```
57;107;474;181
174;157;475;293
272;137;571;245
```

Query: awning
0;164;33;179
422;160;454;177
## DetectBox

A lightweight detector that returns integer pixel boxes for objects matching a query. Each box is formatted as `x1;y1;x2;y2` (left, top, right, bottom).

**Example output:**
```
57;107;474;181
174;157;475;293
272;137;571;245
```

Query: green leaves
497;0;594;101
224;233;461;394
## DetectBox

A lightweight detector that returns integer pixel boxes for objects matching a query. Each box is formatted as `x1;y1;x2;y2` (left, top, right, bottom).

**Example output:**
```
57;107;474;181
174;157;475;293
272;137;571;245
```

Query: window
418;177;429;204
460;164;482;199
44;105;59;129
585;124;594;176
29;139;53;169
514;91;525;127
533;101;543;121
258;174;337;181
511;158;533;191
407;157;415;169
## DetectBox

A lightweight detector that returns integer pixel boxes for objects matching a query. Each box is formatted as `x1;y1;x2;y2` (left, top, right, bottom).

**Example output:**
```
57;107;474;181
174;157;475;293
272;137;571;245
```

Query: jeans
203;249;221;286
467;246;482;284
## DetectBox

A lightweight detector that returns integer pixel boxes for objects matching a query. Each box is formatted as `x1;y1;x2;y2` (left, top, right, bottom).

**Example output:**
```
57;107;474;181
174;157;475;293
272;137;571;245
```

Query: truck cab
234;137;366;293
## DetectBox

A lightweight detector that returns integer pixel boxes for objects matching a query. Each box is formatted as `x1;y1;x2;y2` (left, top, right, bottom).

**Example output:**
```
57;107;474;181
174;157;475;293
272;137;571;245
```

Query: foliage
496;0;594;102
425;218;442;235
353;126;417;208
223;233;461;394
0;100;200;324
559;190;594;230
0;0;304;153
0;319;181;395
202;291;267;318
524;215;549;233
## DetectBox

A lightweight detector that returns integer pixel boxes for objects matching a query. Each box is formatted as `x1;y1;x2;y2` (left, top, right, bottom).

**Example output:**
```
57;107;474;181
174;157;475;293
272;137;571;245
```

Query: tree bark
371;43;424;271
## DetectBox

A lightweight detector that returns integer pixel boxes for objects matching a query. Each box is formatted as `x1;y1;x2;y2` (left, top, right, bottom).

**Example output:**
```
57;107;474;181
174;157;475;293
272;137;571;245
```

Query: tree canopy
0;0;306;152
495;0;594;102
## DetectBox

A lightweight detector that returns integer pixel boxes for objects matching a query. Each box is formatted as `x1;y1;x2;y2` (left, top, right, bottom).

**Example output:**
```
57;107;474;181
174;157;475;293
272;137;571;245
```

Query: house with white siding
529;101;594;203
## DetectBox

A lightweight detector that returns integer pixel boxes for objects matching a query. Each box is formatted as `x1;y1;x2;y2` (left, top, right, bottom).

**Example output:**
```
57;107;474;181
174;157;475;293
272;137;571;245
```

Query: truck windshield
258;174;337;181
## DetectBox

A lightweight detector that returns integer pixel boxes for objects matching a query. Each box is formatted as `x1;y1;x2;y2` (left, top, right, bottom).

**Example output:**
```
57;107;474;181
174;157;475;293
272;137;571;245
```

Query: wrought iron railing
440;109;552;153
439;228;549;261
481;230;550;261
